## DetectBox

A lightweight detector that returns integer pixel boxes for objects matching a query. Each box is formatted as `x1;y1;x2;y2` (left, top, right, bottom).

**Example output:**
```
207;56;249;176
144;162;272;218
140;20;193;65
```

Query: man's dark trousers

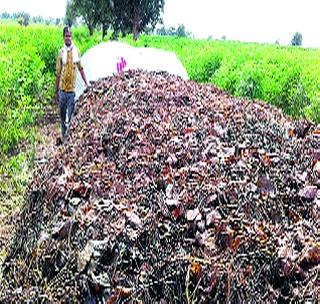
59;90;75;138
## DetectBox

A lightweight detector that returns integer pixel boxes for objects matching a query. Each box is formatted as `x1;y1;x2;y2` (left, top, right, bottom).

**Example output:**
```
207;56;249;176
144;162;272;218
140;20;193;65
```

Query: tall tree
113;0;164;41
291;32;302;46
96;0;114;39
67;0;113;37
69;0;99;35
66;0;164;40
65;0;77;27
176;24;190;37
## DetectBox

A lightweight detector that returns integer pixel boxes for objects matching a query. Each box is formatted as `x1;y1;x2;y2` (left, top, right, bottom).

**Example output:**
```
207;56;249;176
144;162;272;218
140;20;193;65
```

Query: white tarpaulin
75;41;188;99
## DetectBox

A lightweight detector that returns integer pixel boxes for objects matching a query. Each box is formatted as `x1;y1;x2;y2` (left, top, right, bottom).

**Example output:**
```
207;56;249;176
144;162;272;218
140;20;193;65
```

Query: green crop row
130;35;320;123
0;24;55;155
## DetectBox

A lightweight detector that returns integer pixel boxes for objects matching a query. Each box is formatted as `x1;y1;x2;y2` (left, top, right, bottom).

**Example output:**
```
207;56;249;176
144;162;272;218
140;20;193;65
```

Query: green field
0;23;319;206
130;35;320;123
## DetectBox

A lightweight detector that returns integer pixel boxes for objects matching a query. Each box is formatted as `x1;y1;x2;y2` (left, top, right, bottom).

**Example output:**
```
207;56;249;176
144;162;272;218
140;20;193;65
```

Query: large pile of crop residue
0;71;319;303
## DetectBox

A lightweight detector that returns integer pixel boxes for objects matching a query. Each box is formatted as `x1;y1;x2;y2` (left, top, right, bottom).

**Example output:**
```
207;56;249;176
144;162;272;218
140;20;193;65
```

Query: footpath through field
0;104;60;271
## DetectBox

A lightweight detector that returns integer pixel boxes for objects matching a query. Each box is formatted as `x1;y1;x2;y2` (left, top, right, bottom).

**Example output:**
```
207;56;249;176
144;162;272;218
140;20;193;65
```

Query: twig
185;265;191;304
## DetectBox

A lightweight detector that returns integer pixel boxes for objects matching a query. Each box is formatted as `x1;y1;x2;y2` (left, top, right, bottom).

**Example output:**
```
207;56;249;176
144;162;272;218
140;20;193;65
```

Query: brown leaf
230;236;242;252
288;128;295;138
184;127;194;134
72;181;91;197
262;154;272;166
106;294;118;304
117;286;133;297
190;262;202;277
299;245;320;269
313;129;320;136
205;209;222;227
171;206;182;220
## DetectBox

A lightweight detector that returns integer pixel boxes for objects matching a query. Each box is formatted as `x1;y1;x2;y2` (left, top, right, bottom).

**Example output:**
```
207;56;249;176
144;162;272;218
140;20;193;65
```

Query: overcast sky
1;0;320;47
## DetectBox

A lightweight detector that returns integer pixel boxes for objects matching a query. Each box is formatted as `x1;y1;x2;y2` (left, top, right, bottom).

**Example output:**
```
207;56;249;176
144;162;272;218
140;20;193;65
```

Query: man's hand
80;68;89;92
83;84;89;93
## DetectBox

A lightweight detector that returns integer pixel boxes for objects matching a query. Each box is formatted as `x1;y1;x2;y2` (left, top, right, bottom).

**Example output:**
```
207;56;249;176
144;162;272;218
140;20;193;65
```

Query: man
55;26;88;140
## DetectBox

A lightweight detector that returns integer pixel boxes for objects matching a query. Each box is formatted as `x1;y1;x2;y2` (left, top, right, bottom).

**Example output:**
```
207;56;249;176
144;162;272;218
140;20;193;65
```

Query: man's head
63;26;72;47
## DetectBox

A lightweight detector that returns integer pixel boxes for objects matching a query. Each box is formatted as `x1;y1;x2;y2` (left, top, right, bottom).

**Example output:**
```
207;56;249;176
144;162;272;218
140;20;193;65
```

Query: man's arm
77;49;89;88
79;67;88;88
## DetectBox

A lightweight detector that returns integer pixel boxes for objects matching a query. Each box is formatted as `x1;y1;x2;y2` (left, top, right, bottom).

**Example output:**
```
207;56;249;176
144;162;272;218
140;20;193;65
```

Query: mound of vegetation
1;71;319;303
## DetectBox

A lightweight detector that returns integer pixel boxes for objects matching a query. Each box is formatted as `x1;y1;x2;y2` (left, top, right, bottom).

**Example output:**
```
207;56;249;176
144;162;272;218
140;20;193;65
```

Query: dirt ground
0;104;60;266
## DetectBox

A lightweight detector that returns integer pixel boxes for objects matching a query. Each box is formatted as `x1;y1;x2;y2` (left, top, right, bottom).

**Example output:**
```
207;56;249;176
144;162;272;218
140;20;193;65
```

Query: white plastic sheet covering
75;41;188;99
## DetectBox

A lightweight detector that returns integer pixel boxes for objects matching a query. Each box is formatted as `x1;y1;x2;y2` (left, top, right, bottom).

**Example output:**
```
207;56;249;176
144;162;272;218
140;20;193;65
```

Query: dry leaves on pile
0;70;319;303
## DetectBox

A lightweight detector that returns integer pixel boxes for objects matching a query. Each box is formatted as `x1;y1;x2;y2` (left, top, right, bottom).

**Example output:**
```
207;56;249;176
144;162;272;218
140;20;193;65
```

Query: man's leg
59;90;67;138
66;92;76;131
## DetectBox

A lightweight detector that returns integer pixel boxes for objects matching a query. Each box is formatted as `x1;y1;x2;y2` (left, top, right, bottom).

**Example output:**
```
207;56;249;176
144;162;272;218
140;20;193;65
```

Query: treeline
1;9;193;40
155;24;191;37
0;12;64;26
1;0;167;42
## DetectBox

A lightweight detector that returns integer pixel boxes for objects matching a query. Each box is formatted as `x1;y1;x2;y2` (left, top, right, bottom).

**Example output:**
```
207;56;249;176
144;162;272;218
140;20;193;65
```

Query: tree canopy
67;0;100;35
67;0;165;40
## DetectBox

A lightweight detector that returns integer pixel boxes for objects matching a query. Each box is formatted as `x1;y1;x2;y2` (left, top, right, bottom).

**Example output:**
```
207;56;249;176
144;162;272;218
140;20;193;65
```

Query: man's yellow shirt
56;47;83;92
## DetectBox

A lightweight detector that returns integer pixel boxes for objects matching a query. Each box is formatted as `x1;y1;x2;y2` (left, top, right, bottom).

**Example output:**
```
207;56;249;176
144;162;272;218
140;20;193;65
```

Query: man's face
64;31;72;47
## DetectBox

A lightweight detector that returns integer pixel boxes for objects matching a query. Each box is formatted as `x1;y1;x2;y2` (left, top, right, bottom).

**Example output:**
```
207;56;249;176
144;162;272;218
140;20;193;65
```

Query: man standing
55;26;88;140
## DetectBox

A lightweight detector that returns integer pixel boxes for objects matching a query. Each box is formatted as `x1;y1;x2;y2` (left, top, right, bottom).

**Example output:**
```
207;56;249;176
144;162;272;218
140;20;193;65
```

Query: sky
0;0;320;47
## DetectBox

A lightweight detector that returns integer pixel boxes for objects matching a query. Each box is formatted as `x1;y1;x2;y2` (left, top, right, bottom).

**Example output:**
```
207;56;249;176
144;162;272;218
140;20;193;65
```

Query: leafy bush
204;53;223;80
235;66;262;99
0;26;46;154
275;72;310;118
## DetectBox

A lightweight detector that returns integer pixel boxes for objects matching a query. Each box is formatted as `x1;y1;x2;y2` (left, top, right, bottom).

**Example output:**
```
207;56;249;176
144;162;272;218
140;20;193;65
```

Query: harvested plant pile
1;71;319;303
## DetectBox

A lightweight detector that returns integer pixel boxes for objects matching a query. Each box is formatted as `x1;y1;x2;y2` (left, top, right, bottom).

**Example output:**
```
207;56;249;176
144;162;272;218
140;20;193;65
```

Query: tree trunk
85;20;94;36
89;24;94;36
102;23;108;39
132;8;140;41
